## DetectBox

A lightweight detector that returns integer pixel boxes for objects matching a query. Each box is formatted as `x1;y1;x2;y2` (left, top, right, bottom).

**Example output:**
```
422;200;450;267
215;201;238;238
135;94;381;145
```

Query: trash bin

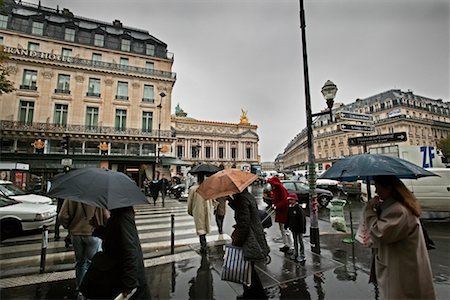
327;199;347;232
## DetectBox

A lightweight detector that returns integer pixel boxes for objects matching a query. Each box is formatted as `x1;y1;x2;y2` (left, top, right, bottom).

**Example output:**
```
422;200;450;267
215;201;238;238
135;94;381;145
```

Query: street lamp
155;91;166;179
321;80;338;122
299;0;338;254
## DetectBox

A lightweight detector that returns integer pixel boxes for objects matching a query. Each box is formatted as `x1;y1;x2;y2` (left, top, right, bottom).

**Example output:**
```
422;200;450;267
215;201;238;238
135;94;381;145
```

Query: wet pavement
1;186;449;299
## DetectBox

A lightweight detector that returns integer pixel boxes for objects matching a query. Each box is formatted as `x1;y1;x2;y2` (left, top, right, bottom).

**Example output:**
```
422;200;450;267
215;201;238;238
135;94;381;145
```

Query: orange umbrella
197;168;258;199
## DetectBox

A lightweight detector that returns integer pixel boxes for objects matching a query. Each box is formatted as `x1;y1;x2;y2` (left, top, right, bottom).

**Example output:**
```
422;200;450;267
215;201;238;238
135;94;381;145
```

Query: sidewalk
0;219;375;300
1;215;448;299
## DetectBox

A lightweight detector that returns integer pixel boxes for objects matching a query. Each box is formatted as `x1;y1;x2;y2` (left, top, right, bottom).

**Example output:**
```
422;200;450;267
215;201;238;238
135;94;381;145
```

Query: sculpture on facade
240;109;249;124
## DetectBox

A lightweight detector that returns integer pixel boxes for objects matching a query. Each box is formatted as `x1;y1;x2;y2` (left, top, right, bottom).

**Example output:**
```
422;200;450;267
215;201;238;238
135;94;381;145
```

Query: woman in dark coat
103;206;150;299
229;188;270;299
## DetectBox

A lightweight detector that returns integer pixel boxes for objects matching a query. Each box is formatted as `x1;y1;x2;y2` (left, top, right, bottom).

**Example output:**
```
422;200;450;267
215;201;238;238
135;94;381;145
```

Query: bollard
171;214;175;254
39;225;48;274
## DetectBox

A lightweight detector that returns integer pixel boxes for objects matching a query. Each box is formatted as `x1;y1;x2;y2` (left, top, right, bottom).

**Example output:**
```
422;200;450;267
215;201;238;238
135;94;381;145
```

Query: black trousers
242;262;267;299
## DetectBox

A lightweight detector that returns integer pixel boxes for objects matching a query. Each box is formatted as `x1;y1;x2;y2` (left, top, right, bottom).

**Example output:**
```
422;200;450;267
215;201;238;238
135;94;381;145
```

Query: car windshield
282;182;297;191
0;195;19;207
297;182;310;190
0;183;27;196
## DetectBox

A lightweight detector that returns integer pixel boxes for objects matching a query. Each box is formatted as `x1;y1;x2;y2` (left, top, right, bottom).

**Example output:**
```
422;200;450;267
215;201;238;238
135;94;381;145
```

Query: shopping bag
221;245;252;286
355;207;372;247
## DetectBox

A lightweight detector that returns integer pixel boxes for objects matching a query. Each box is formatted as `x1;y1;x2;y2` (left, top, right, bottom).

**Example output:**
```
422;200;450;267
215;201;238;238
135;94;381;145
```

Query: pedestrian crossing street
0;199;231;279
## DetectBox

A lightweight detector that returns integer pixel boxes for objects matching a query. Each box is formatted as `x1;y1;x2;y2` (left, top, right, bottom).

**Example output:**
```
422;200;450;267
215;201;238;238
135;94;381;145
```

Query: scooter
169;183;185;199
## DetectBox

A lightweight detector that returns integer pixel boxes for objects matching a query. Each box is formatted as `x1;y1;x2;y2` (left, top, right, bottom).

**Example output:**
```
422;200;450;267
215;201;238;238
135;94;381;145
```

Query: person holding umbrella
196;169;270;299
48;168;151;299
58;200;109;294
187;173;212;253
229;188;270;299
365;175;435;299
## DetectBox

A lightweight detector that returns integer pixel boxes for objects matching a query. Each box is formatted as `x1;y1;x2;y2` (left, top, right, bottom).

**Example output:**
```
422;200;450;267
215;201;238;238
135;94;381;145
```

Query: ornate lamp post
299;0;338;255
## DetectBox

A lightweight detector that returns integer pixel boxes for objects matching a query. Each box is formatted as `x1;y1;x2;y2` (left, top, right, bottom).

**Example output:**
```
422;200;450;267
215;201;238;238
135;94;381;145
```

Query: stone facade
0;1;176;186
281;89;450;172
172;105;260;170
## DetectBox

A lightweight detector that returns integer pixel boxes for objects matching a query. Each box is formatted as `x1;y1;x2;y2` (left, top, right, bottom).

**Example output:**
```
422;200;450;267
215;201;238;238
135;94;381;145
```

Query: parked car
340;181;361;196
0;195;57;240
0;180;53;205
263;180;334;208
316;179;343;195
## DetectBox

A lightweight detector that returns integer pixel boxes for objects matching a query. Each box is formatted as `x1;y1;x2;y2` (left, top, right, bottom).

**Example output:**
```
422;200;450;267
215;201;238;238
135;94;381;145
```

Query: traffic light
63;165;71;173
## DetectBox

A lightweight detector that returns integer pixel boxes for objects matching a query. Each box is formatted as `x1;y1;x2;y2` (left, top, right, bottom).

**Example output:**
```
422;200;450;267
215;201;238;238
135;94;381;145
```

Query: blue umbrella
48;168;148;210
319;154;438;182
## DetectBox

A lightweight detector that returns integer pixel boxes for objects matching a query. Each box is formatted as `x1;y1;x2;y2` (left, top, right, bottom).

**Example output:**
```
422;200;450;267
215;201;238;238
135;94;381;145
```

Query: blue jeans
71;235;102;289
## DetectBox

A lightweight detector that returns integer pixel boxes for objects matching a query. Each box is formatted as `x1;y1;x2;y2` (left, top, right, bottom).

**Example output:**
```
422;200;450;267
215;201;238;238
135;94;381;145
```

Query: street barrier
39;225;48;274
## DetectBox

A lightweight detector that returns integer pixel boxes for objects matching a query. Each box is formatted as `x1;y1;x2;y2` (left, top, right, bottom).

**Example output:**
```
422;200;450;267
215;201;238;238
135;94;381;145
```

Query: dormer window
94;34;104;47
64;28;75;42
121;39;131;52
32;21;44;35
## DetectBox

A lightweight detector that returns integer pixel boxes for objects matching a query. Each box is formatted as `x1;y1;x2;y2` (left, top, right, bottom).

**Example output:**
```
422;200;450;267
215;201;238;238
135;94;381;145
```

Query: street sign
338;123;374;133
348;132;408;146
336;111;373;122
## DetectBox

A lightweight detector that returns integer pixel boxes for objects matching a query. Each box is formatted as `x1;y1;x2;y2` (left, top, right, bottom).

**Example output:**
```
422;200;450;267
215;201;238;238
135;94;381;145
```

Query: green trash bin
327;199;347;232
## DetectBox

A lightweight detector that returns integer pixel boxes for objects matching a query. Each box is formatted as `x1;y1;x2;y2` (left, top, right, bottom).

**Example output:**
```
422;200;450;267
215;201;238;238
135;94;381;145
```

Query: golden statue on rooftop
240;109;249;124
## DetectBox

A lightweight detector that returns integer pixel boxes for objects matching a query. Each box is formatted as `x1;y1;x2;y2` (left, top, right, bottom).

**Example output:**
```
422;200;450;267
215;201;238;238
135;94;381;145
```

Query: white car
0;180;53;205
0;195;57;240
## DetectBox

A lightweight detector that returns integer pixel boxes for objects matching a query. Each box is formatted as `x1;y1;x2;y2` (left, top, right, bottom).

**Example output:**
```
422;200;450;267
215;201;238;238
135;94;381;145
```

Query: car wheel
318;195;331;208
1;219;21;241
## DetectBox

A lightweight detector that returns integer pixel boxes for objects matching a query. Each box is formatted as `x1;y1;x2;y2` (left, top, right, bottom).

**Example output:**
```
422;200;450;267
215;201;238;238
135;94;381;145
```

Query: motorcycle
169;183;185;199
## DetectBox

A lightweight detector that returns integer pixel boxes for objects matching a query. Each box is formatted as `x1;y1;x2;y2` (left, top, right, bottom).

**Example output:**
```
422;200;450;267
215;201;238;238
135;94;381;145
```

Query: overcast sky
30;0;449;162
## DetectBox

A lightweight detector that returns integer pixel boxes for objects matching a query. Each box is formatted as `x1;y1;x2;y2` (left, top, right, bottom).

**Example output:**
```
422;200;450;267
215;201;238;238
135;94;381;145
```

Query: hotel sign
3;46;74;63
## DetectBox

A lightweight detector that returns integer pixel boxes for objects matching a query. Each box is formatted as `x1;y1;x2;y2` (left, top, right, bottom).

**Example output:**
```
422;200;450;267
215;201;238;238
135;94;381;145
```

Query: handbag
221;245;252;286
80;251;121;299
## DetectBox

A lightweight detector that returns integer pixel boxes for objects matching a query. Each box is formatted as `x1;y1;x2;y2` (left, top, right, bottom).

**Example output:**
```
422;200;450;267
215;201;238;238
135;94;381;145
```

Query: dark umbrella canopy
319;154;438;182
48;168;148;210
188;164;221;175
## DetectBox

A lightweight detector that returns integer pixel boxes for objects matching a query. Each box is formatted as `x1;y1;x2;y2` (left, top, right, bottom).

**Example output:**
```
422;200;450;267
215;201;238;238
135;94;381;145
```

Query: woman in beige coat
365;175;435;299
187;174;212;253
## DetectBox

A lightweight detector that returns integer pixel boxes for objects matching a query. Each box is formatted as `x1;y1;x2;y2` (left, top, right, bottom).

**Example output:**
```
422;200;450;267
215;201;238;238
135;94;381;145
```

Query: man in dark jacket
229;188;270;299
285;193;306;262
103;206;150;299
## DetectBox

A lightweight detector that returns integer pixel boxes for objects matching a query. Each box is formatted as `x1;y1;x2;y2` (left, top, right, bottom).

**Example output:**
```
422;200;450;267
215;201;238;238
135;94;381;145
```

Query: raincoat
365;198;435;299
267;176;289;224
229;190;270;261
187;185;212;235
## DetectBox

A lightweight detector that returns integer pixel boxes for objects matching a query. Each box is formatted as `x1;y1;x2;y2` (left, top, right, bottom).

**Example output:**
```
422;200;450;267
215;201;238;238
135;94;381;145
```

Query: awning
160;157;192;166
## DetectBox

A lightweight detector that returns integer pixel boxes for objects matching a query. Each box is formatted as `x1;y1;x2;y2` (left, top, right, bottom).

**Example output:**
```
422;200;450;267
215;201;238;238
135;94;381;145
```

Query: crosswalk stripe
0;234;231;270
0;199;225;277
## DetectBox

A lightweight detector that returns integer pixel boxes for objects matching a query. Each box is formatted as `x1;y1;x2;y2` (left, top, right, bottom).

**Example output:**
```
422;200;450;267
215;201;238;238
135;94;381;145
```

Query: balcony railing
19;84;38;91
0;120;175;138
5;46;176;80
55;88;71;94
115;95;129;101
86;92;101;97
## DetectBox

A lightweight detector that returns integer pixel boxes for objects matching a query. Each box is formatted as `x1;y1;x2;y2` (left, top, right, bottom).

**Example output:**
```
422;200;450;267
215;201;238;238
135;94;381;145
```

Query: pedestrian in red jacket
267;176;293;254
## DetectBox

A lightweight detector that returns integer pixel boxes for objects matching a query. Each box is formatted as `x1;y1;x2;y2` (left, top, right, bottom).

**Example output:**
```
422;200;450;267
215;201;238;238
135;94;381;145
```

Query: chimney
113;19;123;28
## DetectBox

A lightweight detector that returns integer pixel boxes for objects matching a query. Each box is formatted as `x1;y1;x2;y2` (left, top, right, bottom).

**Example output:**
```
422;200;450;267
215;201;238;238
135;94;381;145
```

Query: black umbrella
319;154;438;182
48;168;148;210
188;164;221;175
